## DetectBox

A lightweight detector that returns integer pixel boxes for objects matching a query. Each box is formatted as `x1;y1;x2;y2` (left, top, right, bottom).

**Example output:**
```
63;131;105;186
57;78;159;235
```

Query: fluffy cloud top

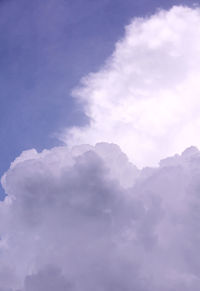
1;142;200;290
61;5;200;167
1;5;200;291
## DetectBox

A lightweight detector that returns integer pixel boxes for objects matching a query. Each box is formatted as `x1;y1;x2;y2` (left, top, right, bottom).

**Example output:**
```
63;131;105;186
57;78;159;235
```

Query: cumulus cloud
0;142;200;290
2;5;200;291
61;5;200;167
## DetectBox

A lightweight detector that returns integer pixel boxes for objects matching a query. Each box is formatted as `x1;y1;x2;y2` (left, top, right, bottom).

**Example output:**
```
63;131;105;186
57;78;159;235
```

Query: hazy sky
0;0;196;197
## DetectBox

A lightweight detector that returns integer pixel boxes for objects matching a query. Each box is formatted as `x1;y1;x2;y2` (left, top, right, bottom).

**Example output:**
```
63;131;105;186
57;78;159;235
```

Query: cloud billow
61;6;200;167
0;142;200;290
1;5;200;291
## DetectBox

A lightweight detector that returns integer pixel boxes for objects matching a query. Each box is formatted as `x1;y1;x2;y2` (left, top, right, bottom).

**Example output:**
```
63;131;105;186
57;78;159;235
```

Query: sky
0;0;197;195
1;0;200;290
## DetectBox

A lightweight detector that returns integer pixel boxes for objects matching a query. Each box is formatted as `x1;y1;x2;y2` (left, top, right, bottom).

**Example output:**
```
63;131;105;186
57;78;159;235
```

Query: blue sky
2;2;200;290
0;0;198;198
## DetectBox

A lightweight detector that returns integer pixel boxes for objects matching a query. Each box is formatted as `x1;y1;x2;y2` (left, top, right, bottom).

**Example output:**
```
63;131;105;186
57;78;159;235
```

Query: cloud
1;142;200;290
2;5;200;291
61;5;200;167
0;143;141;290
22;266;71;291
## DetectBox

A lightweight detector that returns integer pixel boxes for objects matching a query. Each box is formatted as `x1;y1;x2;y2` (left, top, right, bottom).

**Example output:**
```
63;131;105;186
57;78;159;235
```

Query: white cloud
2;5;200;291
61;6;200;167
0;143;140;290
1;142;200;290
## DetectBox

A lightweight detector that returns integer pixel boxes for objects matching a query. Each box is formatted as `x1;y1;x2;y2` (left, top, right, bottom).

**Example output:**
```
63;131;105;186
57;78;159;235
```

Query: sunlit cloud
62;6;200;167
1;5;200;291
